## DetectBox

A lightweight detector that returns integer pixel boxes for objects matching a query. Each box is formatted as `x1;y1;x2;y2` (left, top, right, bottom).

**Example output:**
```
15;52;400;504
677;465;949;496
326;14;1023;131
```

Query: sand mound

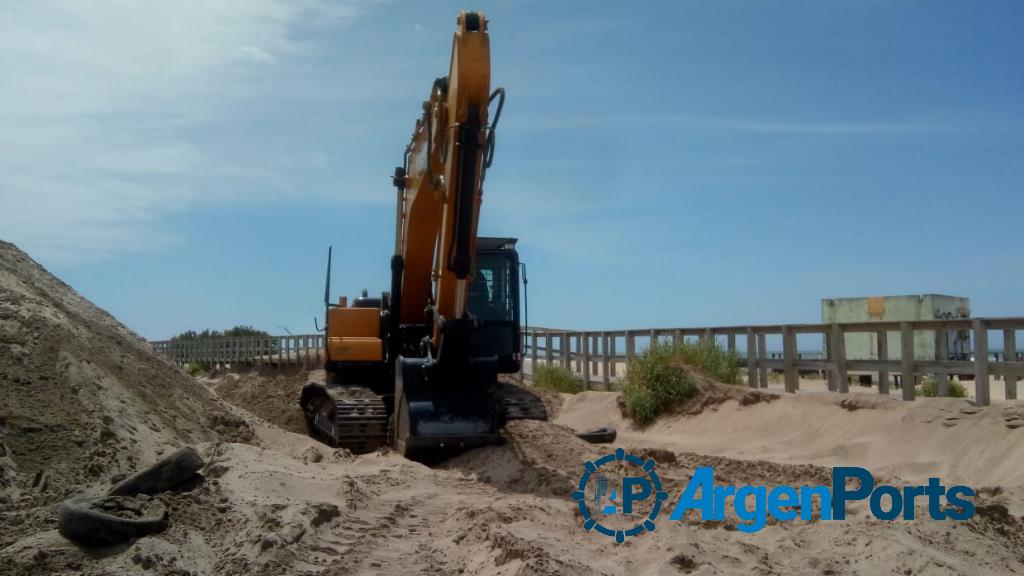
200;367;309;434
0;241;252;517
557;385;1024;491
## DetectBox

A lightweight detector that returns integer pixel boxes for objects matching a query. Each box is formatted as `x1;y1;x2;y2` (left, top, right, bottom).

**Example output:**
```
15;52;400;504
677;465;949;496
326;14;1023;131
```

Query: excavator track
495;380;549;422
301;383;389;453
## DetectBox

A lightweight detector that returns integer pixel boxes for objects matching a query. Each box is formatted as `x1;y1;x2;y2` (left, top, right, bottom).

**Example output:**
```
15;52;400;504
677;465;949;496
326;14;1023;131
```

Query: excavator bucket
394;356;500;462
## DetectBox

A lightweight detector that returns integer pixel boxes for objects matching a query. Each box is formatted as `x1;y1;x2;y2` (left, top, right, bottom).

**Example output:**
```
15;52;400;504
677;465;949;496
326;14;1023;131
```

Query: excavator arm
394;11;495;342
388;12;516;459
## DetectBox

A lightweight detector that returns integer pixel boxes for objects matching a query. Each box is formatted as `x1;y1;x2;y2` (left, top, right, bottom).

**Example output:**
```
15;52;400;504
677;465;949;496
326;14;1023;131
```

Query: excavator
300;11;547;462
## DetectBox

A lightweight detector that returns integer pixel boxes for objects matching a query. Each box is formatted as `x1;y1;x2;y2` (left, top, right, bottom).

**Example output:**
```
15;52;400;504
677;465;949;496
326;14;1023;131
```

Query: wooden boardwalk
151;317;1024;406
521;317;1024;405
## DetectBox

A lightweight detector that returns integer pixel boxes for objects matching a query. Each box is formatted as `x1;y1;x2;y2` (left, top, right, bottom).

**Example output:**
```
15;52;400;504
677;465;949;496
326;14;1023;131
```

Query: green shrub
171;325;271;341
185;361;209;377
622;342;696;425
916;376;967;398
621;339;744;425
672;339;743;384
532;364;583;394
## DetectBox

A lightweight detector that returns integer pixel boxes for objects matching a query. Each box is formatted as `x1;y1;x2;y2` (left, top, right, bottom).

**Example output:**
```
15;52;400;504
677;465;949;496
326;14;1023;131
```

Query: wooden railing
150;317;1024;405
151;334;325;368
523;318;1024;406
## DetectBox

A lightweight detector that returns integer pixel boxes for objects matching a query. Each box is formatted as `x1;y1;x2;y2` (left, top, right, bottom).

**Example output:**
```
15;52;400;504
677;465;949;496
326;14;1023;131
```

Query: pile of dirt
200;367;309;433
0;241;253;526
674;374;779;415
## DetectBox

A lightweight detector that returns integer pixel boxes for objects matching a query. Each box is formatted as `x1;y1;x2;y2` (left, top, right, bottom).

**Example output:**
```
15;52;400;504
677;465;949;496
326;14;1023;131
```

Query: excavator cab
467;237;521;373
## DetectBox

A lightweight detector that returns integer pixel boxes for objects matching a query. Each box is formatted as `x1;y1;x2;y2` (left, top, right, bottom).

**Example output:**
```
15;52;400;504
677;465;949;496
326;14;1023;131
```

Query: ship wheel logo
573;447;668;543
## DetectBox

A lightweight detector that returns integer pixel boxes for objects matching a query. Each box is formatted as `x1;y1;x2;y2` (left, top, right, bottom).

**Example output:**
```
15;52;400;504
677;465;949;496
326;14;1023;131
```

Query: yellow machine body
325;306;383;362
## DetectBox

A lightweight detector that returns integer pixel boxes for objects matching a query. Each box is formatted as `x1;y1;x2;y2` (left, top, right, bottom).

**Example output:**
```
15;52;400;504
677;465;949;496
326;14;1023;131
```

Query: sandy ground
3;239;1024;575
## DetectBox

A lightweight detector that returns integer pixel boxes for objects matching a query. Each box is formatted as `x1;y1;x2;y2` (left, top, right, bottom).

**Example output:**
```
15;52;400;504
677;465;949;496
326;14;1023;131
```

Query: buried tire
576;426;617;444
58;495;169;547
108;446;205;497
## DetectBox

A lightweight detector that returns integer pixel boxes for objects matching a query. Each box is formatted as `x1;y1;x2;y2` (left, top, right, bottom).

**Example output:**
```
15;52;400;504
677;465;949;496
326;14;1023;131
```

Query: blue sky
2;1;1022;340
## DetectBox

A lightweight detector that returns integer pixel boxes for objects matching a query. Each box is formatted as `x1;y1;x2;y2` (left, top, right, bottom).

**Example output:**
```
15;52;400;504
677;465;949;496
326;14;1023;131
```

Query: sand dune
556;388;1024;491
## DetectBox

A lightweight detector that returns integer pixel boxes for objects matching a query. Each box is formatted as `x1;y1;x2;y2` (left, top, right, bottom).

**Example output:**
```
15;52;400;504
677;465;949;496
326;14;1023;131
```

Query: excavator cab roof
475;237;518;251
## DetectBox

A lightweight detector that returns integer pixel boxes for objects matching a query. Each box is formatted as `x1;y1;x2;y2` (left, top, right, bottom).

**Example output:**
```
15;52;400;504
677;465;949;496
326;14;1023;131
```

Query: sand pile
5;387;1024;575
0;242;252;537
557;387;1024;491
200;368;309;434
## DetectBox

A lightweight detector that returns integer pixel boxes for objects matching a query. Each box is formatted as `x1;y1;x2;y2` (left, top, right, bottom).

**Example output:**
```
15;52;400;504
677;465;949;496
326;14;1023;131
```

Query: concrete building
821;294;971;360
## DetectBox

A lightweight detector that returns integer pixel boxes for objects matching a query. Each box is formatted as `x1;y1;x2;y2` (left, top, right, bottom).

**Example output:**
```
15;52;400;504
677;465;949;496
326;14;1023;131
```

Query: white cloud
509;112;987;136
0;0;366;264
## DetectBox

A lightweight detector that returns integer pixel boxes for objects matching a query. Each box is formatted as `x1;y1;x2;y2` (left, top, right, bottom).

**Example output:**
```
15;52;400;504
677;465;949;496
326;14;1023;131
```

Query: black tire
108;446;204;497
58;496;168;547
576;426;617;444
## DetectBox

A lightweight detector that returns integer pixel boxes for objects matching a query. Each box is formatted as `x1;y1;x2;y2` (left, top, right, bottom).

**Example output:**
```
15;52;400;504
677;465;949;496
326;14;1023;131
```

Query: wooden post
935;328;950;397
900;322;915;401
609;335;617;379
783;326;798;393
562;332;571;371
673;329;681;346
601;331;610;386
757;333;768;388
625;331;635;368
727;333;736;354
530;330;538;375
591;334;599;376
581;332;591;389
545;332;553;366
746;327;758;388
974;319;990;406
575;334;583;373
649;329;657;350
1005;329;1018;400
831;324;848;393
877;329;889;395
